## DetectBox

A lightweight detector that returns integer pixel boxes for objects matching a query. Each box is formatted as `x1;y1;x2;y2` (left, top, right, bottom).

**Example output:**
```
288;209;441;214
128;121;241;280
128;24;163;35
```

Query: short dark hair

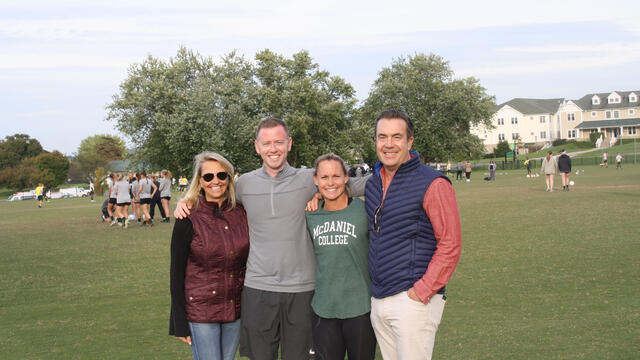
375;109;414;138
256;117;289;138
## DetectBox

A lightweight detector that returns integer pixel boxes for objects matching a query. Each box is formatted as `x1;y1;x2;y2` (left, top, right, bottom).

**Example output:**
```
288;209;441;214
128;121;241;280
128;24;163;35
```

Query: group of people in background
102;170;173;228
600;151;625;170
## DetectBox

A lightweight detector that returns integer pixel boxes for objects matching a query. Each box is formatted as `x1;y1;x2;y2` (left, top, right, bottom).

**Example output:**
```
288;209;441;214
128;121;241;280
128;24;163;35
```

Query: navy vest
365;152;450;298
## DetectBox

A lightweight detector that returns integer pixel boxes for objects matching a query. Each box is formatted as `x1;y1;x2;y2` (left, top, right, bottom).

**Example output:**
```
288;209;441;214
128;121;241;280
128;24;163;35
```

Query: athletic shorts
161;196;171;200
603;160;608;163
240;287;314;360
117;202;131;206
109;198;117;204
139;198;151;205
37;195;43;201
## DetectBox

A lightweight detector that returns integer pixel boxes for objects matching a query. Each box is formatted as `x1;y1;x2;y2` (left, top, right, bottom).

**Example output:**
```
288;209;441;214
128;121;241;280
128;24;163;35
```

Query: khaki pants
371;291;446;360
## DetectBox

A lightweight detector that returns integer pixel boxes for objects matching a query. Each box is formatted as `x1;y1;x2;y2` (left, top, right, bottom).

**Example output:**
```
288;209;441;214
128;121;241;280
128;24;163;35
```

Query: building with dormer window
473;90;640;152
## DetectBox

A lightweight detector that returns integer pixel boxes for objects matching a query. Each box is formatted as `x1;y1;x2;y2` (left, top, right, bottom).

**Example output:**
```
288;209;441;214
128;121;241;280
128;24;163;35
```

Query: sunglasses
201;172;229;182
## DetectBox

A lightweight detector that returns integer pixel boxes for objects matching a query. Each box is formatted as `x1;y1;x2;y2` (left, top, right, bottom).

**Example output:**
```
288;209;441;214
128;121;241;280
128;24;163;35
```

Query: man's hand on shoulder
174;199;192;219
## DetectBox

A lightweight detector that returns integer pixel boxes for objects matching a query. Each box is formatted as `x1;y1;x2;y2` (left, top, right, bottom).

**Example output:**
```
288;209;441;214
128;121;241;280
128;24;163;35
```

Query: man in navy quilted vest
365;109;462;360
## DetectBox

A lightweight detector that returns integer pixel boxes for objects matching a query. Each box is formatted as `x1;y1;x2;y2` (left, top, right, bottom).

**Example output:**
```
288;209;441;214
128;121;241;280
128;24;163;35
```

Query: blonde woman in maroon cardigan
169;151;249;360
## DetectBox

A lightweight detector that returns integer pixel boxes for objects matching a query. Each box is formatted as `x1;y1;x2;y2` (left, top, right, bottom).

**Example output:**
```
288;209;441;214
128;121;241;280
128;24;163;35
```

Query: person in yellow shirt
35;183;44;208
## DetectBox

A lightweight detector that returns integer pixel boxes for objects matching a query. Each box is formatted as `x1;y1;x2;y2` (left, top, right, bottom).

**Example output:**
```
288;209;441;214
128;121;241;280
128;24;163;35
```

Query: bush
552;139;567;146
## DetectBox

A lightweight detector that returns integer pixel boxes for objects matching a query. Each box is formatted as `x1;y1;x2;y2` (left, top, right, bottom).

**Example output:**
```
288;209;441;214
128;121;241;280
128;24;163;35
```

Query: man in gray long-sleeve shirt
175;118;366;359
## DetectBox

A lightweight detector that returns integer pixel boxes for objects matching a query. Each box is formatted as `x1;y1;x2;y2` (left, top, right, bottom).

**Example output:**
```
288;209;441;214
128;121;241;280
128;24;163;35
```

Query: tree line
107;47;496;176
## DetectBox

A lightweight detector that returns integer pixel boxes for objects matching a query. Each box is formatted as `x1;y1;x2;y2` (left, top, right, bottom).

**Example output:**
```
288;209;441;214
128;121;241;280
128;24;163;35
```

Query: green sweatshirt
305;198;371;318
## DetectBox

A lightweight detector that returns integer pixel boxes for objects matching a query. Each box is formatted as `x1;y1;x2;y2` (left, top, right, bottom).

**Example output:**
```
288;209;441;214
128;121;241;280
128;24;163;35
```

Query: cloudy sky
2;0;639;155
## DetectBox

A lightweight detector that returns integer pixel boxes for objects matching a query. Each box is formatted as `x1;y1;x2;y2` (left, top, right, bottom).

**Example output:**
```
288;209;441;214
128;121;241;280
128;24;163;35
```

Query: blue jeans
189;319;241;360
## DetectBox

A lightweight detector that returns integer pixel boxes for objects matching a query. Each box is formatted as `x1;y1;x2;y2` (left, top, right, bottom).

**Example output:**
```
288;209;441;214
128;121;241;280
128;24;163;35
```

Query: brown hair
256;117;289;138
313;153;350;197
376;109;414;138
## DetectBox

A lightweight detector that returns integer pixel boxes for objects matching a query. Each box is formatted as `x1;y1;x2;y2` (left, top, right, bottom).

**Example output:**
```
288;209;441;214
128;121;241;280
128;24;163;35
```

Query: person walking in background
601;151;608;168
366;110;461;360
149;175;167;223
464;160;472;182
107;173;117;224
159;170;173;223
35;183;44;208
305;154;376;360
114;173;132;229
456;161;463;181
524;157;532;176
89;178;95;202
130;173;142;223
557;149;572;191
137;171;157;226
170;151;249;360
615;152;624;170
488;159;497;181
540;151;558;192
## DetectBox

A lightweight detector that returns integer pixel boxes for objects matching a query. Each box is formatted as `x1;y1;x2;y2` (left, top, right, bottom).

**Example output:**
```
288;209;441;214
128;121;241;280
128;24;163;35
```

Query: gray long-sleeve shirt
236;163;367;293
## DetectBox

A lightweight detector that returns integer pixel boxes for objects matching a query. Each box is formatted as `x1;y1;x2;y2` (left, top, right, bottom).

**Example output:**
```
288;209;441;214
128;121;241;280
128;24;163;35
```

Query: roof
496;98;564;115
573;91;640;111
574;118;640;129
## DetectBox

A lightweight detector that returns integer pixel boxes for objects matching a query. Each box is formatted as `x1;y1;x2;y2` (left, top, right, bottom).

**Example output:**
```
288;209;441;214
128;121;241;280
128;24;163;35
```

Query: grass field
1;165;639;359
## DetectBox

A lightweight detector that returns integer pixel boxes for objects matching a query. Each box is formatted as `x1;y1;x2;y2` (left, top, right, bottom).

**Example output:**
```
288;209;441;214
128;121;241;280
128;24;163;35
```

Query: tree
107;47;359;174
493;140;511;158
0;157;38;191
0;134;44;170
254;50;359;167
74;134;126;176
34;151;70;189
359;53;495;163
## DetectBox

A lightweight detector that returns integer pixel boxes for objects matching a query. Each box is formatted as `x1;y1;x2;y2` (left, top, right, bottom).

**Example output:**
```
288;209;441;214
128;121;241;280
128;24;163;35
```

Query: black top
557;154;572;173
169;218;194;337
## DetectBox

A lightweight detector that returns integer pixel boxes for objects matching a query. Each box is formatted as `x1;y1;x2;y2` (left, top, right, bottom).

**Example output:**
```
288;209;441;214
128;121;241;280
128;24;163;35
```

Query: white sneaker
110;220;117;226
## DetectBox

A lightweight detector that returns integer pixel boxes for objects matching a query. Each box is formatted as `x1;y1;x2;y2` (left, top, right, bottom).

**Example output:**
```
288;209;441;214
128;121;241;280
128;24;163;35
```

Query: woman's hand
177;336;192;346
174;199;191;219
304;192;322;212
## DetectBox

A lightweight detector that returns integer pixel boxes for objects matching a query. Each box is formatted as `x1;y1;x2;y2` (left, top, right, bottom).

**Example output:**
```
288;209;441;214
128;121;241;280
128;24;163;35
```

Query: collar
258;162;294;179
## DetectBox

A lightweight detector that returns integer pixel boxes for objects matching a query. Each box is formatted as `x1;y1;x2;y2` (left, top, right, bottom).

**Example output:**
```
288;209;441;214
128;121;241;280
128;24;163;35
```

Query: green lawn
1;167;639;359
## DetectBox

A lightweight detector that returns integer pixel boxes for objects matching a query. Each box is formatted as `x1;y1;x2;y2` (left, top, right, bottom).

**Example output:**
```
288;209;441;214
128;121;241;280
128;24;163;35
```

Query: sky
2;0;639;155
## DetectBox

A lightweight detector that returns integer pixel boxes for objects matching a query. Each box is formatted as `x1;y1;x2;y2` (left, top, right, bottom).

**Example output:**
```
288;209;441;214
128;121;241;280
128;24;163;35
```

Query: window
606;111;611;119
614;110;619;119
540;131;546;139
567;129;577;138
557;131;561;139
608;95;620;104
540;116;546;123
511;117;518;124
629;109;635;116
629;127;637;135
630;94;638;102
511;133;519;140
497;118;504;125
592;96;600;105
498;133;505;141
591;111;597;117
567;113;575;121
530;116;534;120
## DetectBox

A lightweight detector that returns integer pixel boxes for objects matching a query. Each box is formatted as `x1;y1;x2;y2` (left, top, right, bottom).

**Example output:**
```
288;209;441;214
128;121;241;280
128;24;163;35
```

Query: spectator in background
615;152;624;170
35;183;44;208
524;157;532;176
159;170;173;223
137;171;157;226
540;151;558;192
601;151;608;168
107;173;117;224
149;175;167;223
464;160;472;182
488;159;497;181
114;173;132;228
456;161;463;181
89;178;95;202
557;149;572;191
